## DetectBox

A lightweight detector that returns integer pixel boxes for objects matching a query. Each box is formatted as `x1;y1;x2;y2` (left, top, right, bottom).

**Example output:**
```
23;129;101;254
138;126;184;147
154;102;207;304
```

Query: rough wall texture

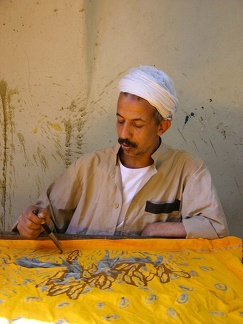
0;0;242;237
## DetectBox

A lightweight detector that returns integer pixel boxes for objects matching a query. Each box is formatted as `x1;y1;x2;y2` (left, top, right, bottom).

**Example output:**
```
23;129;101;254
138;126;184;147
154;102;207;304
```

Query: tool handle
41;223;52;234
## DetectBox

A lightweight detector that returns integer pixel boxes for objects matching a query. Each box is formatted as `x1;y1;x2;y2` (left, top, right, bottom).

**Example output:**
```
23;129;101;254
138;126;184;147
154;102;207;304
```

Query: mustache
118;138;137;148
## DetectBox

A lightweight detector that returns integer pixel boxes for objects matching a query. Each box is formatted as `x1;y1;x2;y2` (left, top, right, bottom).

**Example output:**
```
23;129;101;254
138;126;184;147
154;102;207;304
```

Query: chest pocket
145;199;181;214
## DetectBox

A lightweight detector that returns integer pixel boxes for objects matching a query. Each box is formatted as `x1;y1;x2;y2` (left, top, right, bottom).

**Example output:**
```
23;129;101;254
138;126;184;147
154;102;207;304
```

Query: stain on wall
62;100;87;166
0;80;18;228
0;77;87;230
31;99;87;168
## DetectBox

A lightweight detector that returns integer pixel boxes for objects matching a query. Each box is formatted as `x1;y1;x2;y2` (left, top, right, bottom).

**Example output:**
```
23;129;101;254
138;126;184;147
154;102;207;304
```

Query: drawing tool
33;209;63;254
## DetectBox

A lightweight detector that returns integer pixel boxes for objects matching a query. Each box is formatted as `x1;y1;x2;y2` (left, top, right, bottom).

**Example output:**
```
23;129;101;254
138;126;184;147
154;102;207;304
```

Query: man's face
116;93;166;163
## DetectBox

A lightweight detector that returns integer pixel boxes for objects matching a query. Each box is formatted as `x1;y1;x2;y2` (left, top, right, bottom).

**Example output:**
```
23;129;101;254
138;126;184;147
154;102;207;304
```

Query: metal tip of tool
33;208;63;253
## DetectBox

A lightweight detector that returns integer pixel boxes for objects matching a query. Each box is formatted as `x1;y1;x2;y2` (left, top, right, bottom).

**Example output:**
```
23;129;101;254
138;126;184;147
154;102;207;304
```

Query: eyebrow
116;113;146;122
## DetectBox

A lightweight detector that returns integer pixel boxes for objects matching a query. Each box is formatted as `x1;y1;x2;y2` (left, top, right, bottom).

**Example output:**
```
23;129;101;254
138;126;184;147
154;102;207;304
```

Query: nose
118;122;132;139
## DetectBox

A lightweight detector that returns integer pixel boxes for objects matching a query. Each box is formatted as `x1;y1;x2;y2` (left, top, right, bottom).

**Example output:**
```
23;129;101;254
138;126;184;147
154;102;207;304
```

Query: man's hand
141;222;187;238
17;205;51;239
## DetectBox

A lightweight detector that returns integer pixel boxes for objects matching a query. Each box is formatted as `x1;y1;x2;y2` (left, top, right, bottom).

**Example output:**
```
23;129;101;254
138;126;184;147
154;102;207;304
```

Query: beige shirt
36;143;229;238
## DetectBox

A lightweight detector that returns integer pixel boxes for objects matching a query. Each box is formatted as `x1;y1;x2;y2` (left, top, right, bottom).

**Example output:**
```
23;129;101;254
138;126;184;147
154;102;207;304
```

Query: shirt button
114;202;119;209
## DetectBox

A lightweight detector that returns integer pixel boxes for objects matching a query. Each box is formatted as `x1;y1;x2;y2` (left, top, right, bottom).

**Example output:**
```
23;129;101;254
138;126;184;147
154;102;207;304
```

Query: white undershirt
117;160;156;228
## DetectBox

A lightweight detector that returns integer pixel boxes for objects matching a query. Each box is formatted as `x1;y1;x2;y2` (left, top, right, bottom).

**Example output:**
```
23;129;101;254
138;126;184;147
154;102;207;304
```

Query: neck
119;151;154;169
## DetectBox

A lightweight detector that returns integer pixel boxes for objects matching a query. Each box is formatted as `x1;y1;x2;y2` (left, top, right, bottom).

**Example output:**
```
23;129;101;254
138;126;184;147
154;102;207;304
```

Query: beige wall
0;0;242;237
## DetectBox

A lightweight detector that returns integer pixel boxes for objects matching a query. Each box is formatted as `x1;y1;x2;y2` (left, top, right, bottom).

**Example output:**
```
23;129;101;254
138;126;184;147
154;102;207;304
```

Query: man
16;66;229;239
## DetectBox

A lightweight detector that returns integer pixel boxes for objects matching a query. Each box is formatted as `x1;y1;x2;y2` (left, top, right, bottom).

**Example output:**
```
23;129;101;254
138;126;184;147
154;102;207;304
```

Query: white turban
118;65;179;120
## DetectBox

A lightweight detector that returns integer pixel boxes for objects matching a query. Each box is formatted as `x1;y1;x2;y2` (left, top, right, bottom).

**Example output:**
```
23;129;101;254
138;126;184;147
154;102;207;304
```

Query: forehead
117;93;156;119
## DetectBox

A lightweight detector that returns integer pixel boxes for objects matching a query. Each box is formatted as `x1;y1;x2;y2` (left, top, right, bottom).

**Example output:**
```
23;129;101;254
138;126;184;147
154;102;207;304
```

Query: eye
133;123;144;129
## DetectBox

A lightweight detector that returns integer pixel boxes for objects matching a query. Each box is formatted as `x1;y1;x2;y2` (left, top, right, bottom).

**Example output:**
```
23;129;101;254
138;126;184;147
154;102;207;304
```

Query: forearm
141;222;187;238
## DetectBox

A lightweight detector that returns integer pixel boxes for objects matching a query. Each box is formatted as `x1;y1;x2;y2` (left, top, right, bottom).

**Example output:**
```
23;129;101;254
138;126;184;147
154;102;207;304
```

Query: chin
124;150;143;157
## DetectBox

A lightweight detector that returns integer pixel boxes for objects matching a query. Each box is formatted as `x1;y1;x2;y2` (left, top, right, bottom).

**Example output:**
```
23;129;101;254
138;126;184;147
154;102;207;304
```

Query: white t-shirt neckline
117;159;156;229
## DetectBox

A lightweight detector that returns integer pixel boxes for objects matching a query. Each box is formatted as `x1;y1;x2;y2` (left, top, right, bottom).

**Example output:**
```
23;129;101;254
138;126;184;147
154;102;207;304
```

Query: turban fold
118;66;179;120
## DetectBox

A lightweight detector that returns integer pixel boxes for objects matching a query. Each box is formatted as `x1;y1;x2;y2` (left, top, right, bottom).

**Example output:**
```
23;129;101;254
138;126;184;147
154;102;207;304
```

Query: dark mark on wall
216;123;227;140
183;112;195;128
234;177;241;196
177;128;187;143
192;140;199;152
209;140;217;157
201;137;208;145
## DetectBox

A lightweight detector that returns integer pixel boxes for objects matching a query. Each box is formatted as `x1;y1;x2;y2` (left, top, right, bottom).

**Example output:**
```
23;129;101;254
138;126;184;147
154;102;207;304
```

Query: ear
157;119;171;136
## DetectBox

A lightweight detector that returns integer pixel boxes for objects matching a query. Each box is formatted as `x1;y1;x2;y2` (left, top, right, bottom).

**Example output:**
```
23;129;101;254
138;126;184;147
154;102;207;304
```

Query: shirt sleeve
181;158;229;239
35;160;83;233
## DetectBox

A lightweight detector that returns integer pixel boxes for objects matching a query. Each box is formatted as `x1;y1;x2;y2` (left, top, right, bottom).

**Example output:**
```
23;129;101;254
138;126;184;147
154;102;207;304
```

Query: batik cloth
0;236;242;323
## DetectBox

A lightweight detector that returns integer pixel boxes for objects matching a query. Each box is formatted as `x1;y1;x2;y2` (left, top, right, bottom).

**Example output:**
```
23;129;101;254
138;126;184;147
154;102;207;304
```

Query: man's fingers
30;207;50;224
17;221;43;239
17;205;51;239
25;217;43;229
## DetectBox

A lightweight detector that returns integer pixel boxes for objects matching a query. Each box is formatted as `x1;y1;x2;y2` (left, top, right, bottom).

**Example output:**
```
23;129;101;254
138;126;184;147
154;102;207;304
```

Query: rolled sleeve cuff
182;216;228;239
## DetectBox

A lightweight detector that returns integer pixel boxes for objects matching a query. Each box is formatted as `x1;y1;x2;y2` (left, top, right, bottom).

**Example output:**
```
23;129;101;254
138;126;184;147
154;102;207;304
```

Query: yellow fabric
0;236;242;323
